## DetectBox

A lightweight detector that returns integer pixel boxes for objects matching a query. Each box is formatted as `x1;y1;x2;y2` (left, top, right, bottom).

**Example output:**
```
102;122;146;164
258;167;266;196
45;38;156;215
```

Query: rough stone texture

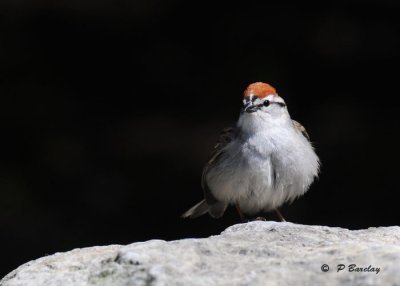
2;222;400;286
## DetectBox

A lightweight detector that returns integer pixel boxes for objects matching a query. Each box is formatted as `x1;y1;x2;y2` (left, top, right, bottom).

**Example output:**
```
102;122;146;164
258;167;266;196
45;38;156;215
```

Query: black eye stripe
244;97;286;108
260;101;286;108
272;102;286;107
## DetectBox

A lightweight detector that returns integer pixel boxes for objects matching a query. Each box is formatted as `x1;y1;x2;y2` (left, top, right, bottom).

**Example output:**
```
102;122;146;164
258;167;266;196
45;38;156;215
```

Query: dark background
1;1;399;277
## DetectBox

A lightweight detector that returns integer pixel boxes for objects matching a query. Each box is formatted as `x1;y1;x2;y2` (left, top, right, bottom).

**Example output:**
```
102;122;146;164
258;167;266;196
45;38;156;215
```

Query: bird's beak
243;102;260;113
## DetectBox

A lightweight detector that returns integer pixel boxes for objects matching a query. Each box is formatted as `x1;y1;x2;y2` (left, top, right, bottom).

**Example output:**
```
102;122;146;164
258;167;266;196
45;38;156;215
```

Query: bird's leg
275;209;286;222
235;203;246;222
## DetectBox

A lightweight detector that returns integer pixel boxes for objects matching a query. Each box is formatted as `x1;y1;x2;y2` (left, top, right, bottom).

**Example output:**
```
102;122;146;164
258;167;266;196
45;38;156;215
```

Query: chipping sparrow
182;82;320;221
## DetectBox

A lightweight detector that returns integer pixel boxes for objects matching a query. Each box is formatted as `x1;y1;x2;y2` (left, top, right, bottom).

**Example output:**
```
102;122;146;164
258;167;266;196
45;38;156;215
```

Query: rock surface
2;222;400;286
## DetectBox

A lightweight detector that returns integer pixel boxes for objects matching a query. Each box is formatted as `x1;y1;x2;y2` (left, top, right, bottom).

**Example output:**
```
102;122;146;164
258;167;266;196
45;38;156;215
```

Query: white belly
205;128;319;215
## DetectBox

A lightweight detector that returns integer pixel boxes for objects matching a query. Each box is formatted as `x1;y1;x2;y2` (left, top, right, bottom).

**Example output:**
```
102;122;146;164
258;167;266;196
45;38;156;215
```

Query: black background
1;1;400;277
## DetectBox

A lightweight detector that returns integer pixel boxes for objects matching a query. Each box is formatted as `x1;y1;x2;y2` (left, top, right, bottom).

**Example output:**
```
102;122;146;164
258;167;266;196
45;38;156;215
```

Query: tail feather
182;199;228;219
182;200;209;218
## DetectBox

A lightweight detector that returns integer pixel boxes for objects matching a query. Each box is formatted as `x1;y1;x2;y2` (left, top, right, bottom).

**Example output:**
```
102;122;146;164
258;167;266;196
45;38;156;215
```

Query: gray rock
2;222;400;286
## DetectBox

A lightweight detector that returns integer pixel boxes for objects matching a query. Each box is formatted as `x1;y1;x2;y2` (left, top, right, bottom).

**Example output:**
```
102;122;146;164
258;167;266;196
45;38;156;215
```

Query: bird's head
238;82;291;131
242;82;287;114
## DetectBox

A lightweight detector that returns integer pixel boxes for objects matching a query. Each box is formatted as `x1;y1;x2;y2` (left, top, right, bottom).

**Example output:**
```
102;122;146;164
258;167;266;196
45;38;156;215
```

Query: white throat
237;108;292;135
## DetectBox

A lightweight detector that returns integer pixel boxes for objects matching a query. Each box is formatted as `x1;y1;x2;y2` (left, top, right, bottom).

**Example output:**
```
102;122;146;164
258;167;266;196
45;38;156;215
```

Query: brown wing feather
292;120;310;141
201;126;236;204
208;127;236;164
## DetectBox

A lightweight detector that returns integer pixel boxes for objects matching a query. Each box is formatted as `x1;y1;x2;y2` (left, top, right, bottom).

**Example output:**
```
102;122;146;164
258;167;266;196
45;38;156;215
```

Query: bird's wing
292;120;310;141
207;126;236;164
201;126;236;204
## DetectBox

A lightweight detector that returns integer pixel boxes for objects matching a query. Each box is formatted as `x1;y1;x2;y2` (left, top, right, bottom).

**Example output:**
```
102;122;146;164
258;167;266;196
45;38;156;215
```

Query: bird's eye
263;100;270;107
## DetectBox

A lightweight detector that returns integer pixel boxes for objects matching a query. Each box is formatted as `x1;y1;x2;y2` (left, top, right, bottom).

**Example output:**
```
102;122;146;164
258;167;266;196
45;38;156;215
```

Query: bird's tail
182;199;227;218
181;199;209;218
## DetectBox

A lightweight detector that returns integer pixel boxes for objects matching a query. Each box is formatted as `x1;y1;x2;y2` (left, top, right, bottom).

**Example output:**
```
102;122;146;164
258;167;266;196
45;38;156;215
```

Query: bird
182;82;320;221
